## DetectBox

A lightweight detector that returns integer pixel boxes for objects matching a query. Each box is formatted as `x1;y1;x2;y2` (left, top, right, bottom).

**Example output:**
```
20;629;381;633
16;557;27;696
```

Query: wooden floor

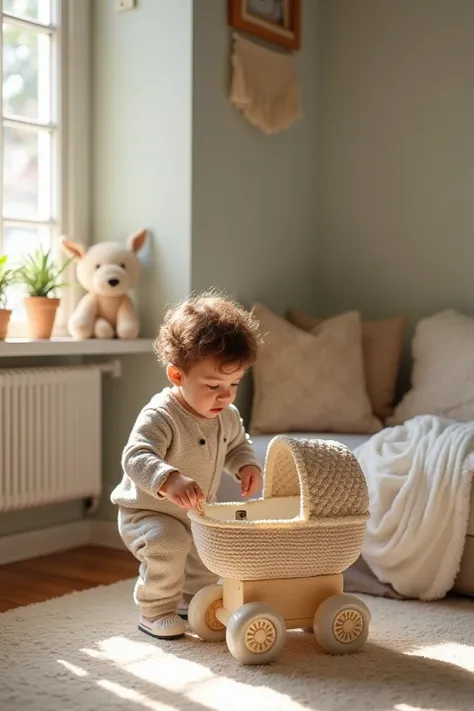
0;546;138;612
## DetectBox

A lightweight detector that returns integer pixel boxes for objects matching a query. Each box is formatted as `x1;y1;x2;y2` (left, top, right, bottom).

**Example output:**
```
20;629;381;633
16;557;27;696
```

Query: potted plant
0;254;18;340
17;245;72;339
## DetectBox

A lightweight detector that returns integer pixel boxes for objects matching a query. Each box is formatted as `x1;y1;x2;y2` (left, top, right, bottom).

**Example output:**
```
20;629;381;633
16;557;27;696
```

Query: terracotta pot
0;308;11;340
23;297;60;339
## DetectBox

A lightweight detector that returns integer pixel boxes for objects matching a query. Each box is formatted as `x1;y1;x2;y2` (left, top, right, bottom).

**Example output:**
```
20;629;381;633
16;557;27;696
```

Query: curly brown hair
154;290;263;372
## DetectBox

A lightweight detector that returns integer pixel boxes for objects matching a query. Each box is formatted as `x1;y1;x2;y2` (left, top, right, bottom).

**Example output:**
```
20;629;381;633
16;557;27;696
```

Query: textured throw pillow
287;308;406;420
250;303;382;435
389;309;474;424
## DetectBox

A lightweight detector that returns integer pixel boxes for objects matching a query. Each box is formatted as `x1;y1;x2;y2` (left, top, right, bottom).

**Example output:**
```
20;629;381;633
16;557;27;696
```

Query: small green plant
17;244;73;298
0;254;19;308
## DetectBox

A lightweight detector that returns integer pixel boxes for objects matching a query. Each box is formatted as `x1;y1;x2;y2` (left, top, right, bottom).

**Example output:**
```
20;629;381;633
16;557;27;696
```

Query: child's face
168;358;245;418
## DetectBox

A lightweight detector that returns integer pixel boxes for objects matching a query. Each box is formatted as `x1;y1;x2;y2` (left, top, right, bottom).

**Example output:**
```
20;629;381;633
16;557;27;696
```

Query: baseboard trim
0;521;91;566
0;519;128;565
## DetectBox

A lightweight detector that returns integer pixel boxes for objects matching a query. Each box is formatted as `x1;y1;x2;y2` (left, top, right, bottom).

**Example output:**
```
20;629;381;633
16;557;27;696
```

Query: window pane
3;0;52;25
3;21;52;122
3;126;52;220
3;224;52;321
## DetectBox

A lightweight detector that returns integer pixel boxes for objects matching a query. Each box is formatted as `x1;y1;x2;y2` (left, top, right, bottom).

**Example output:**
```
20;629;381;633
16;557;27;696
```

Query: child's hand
160;471;205;509
238;465;262;498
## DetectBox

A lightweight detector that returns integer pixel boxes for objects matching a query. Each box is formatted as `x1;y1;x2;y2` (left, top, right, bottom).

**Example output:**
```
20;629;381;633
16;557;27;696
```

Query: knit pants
118;506;218;617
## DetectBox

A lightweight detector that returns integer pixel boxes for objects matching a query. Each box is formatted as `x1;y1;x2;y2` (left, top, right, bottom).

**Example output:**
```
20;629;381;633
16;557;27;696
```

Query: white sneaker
138;613;185;640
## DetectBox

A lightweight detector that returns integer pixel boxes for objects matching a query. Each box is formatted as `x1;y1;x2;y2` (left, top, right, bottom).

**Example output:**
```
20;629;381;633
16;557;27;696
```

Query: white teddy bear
61;229;147;340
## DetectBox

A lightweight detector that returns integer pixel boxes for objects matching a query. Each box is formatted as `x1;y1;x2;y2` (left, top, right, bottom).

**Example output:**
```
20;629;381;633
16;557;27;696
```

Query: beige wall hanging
229;33;301;135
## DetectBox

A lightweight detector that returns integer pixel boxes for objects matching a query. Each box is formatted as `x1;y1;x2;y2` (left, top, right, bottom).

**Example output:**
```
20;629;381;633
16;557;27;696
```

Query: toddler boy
111;291;263;639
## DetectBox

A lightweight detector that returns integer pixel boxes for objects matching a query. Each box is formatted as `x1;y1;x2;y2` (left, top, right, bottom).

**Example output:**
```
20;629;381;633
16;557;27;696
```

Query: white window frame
0;0;91;339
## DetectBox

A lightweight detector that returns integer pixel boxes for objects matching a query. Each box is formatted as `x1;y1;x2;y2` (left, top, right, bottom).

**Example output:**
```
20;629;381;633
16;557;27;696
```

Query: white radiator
0;364;108;512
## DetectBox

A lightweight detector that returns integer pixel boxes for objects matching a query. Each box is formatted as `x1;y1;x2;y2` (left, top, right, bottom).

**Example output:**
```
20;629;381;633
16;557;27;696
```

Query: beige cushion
390;309;474;424
250;303;382;435
287;308;406;420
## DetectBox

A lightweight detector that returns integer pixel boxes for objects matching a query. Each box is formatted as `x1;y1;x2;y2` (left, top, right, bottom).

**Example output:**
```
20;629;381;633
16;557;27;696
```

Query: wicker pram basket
188;435;369;581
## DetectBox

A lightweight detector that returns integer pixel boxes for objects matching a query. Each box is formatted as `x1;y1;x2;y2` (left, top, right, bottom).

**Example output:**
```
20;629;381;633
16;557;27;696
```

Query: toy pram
187;435;372;665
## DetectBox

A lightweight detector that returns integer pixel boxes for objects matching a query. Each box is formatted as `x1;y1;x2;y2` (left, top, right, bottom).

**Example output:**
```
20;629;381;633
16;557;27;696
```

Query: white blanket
354;415;474;600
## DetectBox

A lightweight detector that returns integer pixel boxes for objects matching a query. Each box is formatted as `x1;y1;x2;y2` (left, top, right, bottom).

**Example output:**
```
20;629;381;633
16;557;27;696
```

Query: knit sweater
110;387;261;521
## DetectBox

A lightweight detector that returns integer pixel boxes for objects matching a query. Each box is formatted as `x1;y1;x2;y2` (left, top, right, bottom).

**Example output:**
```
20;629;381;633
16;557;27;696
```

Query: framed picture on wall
228;0;301;51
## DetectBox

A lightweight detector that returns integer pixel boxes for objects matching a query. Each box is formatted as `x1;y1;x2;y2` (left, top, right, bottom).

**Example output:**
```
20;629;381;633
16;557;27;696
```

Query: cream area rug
1;579;474;711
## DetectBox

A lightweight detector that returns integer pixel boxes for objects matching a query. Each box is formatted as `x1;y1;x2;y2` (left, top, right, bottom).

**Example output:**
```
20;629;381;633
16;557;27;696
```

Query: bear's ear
128;229;147;253
61;238;86;260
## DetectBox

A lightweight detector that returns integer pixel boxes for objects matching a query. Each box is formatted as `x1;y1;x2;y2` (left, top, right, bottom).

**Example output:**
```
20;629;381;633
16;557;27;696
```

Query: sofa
217;431;474;598
217;304;474;599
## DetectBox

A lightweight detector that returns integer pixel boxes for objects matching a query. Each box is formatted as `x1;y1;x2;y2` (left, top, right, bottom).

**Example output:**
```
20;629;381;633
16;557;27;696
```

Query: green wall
317;0;474;330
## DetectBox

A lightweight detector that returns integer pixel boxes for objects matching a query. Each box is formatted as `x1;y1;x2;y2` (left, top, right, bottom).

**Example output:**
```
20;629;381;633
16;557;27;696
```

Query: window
0;0;90;338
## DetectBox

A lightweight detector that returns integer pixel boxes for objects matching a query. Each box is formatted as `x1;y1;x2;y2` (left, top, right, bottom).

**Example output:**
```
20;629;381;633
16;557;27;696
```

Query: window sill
0;337;154;358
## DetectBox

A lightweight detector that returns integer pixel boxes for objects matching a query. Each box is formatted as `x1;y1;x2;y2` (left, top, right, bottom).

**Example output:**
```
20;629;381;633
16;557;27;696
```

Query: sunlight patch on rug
1;579;473;711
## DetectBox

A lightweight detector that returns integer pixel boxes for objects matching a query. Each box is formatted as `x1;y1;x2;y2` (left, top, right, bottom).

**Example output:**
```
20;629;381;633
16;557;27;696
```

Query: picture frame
228;0;301;51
